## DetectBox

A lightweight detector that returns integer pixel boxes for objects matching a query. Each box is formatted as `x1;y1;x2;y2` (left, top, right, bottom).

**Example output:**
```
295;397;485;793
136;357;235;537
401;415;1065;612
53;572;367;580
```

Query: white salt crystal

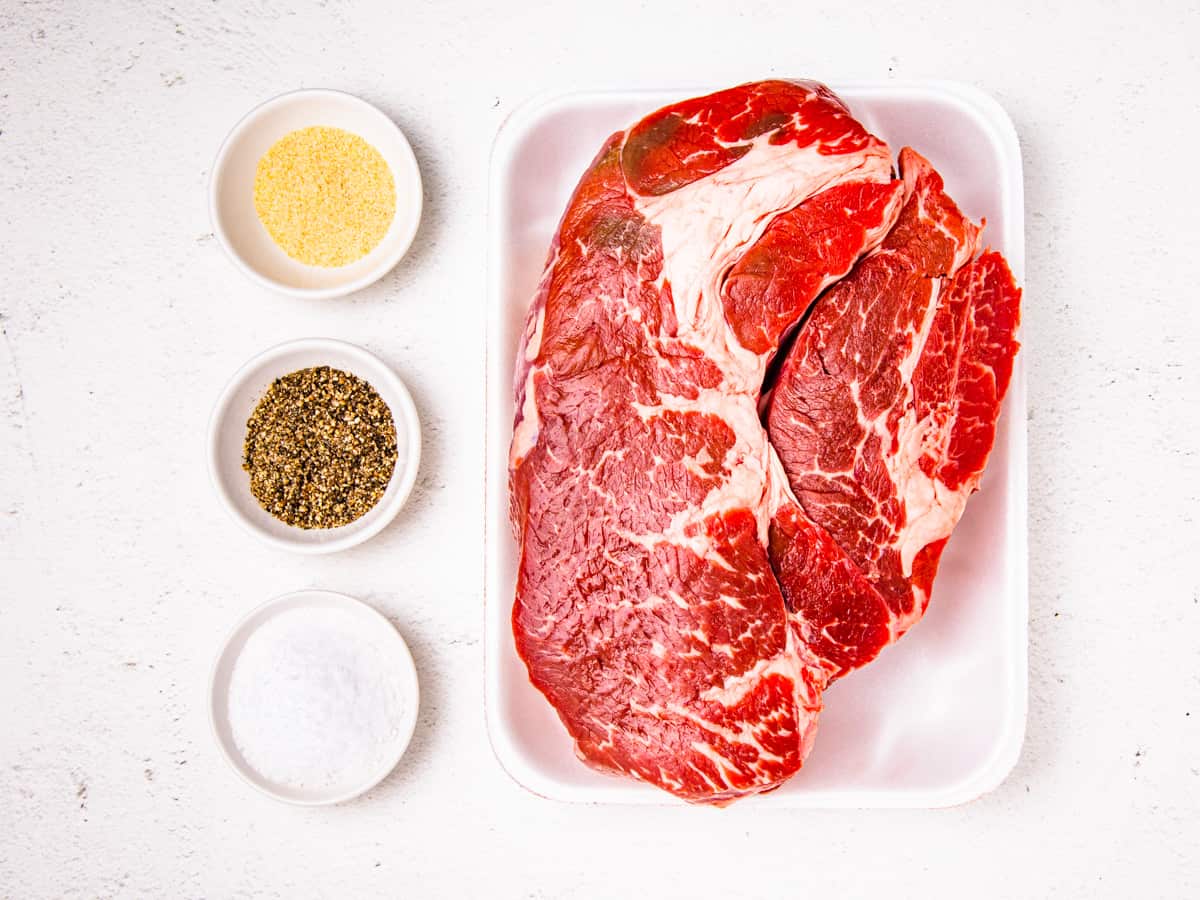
226;606;406;791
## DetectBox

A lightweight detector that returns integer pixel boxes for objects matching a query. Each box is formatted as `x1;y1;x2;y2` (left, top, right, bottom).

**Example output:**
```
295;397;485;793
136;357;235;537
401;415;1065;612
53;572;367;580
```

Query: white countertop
1;1;1197;897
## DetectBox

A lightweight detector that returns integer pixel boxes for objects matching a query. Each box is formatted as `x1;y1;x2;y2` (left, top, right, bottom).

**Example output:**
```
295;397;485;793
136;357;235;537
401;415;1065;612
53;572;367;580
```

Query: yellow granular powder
253;126;396;268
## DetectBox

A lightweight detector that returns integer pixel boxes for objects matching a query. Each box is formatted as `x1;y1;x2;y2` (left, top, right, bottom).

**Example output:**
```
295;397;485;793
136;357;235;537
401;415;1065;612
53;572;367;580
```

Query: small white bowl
209;89;423;299
209;589;420;806
207;338;421;554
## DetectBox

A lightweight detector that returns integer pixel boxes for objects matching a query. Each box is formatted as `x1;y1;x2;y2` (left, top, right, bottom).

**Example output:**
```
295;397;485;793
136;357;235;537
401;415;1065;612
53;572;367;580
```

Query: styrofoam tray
485;82;1027;807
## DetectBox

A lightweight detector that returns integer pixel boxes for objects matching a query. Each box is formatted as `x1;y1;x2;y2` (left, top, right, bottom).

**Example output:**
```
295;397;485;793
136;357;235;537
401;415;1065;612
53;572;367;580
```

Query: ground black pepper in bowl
242;366;398;529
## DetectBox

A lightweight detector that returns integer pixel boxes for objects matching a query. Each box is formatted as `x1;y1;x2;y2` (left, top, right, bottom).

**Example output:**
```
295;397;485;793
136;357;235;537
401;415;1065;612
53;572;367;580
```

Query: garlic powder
253;126;396;267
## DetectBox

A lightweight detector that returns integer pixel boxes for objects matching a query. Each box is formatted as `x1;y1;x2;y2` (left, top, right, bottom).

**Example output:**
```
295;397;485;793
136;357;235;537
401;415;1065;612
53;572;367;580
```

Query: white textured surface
0;1;1197;897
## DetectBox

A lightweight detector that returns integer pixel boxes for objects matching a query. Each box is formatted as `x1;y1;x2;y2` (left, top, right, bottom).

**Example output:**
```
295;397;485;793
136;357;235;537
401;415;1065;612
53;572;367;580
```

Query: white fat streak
889;415;971;572
622;379;867;567
666;590;689;610
898;277;942;385
868;263;981;634
509;376;540;467
694;623;828;766
915;177;982;273
654;768;685;791
699;652;797;706
871;168;981;593
626;387;775;550
842;274;958;596
630;635;825;785
630;698;787;780
690;741;753;781
593;592;667;614
685;759;724;792
904;585;931;633
765;440;802;517
510;245;556;465
697;628;822;710
525;303;547;362
588;716;619;751
634;132;894;394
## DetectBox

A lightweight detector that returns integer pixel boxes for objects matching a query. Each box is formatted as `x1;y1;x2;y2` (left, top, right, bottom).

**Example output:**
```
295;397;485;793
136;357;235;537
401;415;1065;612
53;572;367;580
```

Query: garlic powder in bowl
209;590;420;805
208;89;422;299
253;126;396;268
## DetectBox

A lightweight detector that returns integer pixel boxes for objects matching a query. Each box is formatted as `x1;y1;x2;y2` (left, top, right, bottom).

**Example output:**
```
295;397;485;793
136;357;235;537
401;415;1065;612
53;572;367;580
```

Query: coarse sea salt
226;605;406;792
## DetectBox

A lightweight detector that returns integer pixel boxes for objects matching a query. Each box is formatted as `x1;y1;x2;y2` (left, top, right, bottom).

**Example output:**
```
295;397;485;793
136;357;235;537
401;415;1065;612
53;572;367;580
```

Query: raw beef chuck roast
507;80;1021;804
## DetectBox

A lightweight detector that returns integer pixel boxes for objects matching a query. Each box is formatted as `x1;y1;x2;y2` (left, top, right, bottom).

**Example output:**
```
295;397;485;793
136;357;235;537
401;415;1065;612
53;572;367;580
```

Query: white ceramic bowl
209;89;423;299
209;589;420;806
207;338;421;554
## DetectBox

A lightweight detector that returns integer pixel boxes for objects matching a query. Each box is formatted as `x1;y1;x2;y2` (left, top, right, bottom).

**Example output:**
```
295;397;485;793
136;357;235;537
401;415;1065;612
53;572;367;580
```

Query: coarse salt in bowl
209;89;423;299
209;590;420;806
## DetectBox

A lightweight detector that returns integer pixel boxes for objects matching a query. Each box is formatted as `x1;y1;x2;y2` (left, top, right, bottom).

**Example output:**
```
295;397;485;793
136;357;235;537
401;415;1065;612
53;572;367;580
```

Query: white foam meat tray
485;82;1027;808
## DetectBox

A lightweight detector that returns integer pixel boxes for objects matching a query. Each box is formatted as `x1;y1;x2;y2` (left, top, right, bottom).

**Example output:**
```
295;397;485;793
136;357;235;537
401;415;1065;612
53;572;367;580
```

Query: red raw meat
767;148;1021;648
508;81;1020;804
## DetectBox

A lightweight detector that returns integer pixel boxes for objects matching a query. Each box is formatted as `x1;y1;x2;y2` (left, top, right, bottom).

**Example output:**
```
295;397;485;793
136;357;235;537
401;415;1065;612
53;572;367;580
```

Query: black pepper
242;366;398;529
